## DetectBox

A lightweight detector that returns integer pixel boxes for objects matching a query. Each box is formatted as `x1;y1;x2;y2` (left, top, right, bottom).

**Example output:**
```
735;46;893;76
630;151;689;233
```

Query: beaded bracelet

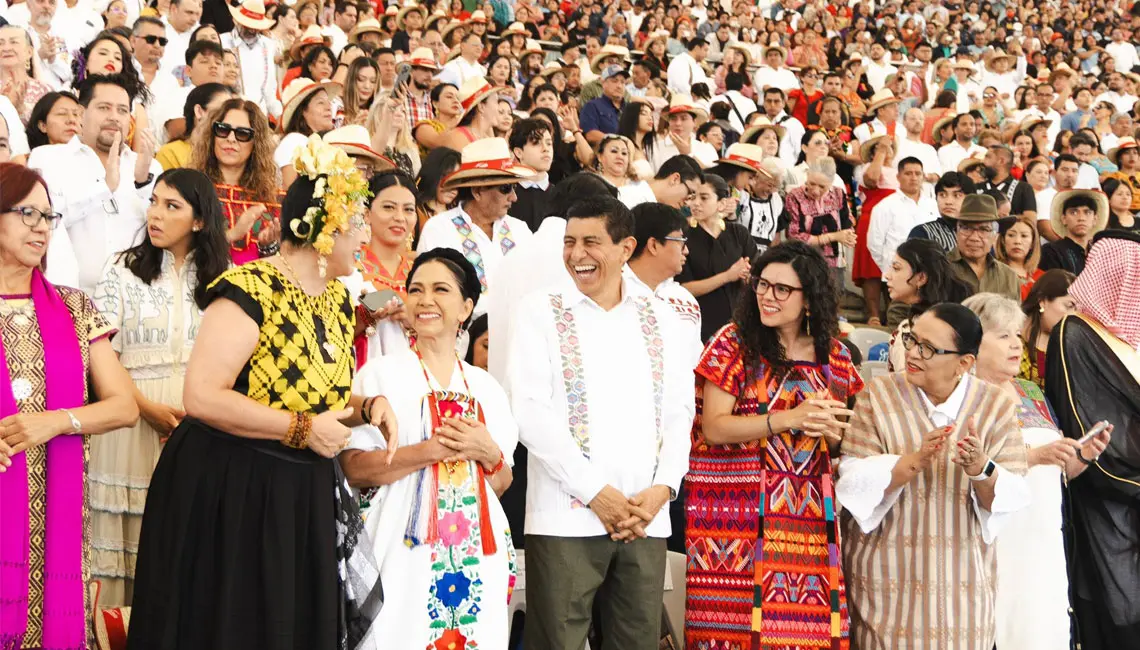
485;451;506;476
282;412;313;449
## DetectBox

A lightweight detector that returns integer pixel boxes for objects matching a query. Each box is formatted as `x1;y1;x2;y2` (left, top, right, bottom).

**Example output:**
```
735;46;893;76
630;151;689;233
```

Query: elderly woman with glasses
686;241;861;650
0;163;138;648
837;302;1031;650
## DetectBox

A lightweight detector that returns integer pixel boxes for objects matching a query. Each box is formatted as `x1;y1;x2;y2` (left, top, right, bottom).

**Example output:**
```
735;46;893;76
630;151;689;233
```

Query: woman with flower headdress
128;136;393;650
343;247;517;650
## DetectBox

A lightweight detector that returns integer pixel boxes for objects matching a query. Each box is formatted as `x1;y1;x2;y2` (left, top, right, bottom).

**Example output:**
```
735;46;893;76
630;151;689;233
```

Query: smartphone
395;63;412;91
361;289;402;313
1077;420;1111;446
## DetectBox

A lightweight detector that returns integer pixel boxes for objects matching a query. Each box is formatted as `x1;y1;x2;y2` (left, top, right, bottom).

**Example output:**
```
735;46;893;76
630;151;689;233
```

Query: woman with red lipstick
89;168;230;607
190;97;285;265
0;25;52;124
837;302;1032;650
74;35;152;147
686;241;862;650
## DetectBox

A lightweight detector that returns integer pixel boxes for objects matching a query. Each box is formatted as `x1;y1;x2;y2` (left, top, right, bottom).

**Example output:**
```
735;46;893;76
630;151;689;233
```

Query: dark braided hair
731;240;839;378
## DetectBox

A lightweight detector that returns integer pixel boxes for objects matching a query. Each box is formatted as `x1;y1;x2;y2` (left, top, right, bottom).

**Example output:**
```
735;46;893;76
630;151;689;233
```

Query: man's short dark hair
953;113;973;130
655;154;703;183
988;144;1013;166
532;83;560;101
1061;194;1098;213
696;120;722;140
132;15;164;33
725;71;746;92
183;82;231;134
334;1;355;14
508;117;552;151
1069;134;1096;151
936;171;974;195
631;202;687;258
763;87;785;100
76;73;135;107
374;47;396;59
566;196;635;243
186;39;224;66
686;37;706;51
897;156;924;172
1055;153;1080;169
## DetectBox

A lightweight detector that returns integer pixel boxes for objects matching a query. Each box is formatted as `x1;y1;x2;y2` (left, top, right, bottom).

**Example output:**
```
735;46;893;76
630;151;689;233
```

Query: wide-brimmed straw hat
1108;136;1140;166
932;113;959;145
666;93;705;118
539;60;566;78
396;3;427;29
290;24;330;59
763;45;787;60
500;22;528;39
1019;117;1052;134
866;88;899;113
725;42;751;67
440;19;466;42
457;75;497;120
323;125;396;168
406;46;439;70
521;39;544;58
442;137;536;188
985;49;1016;70
229;0;275;31
717;143;767;174
424;10;448;31
1051;189;1109;237
645;29;670;49
953;58;976;72
957;153;986;173
280;78;341;132
741;116;785;143
590;44;631;73
859;130;895;162
349;17;383;43
467;9;488;24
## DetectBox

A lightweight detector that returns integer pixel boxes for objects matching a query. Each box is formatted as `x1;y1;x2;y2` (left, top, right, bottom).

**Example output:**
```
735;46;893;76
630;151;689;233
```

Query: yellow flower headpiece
290;134;372;256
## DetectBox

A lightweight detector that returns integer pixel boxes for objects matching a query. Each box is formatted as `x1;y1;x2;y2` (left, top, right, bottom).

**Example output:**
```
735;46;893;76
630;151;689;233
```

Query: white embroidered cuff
836;454;905;534
969;463;1032;545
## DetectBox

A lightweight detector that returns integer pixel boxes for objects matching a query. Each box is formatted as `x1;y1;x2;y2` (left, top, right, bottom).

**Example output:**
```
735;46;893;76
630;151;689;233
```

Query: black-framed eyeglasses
140;34;169;46
750;276;803;301
901;331;962;360
5;206;63;230
663;235;688;245
213;122;255;142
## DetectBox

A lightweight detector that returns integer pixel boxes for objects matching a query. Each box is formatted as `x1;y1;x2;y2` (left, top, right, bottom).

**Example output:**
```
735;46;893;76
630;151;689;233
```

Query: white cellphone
1077;421;1111;446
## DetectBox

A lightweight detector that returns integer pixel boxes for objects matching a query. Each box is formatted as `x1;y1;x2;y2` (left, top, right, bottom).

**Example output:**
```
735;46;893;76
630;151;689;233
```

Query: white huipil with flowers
349;348;518;650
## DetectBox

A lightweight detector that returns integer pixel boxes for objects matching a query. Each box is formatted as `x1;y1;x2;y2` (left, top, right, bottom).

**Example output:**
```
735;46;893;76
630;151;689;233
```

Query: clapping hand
904;425;953;473
952;416;987;476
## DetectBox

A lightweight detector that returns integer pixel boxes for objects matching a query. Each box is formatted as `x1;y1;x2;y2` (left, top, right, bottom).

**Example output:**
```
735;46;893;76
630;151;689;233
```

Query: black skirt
128;417;365;650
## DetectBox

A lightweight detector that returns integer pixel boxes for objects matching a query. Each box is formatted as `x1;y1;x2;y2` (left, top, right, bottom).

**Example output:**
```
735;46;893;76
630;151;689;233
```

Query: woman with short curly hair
190;97;285;264
685;240;863;649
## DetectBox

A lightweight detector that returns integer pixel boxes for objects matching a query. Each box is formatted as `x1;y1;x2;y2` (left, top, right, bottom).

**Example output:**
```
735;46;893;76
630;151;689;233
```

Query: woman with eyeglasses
884;238;973;370
678;173;759;342
686;240;861;650
0;162;138;648
88;168;230;607
190;98;286;265
978;86;1006;130
837;302;1031;650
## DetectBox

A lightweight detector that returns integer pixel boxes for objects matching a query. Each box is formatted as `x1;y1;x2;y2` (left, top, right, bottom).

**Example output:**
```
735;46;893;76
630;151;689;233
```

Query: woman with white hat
276;77;341;188
851;130;899;325
438;76;499;152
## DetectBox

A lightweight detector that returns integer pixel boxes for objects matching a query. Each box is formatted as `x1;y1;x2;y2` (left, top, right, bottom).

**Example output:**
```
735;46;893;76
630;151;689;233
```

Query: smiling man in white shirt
508;195;694;650
28;74;160;294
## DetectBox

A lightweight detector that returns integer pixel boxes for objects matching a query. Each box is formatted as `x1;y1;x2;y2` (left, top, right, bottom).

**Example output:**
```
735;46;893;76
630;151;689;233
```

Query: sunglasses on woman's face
213;122;255;143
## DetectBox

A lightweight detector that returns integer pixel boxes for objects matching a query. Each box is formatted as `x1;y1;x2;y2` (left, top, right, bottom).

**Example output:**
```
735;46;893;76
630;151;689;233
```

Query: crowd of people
0;0;1139;647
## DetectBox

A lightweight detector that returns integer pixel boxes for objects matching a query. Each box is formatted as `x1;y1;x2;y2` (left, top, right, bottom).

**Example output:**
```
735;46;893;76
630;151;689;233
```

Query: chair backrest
847;327;891;361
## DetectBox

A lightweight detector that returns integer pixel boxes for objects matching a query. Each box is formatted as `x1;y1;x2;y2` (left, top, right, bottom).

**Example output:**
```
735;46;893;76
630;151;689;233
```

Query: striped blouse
836;373;1030;650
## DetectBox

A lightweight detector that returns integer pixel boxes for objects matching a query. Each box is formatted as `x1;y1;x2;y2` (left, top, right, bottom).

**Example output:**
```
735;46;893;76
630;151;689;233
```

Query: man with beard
220;0;282;119
979;145;1036;218
403;47;438;129
27;74;160;294
937;113;986;173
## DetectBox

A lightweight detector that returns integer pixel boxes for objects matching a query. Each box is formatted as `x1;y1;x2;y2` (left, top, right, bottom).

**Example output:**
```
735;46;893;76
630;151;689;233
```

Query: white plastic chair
663;551;688;647
861;360;890;381
847;327;891;362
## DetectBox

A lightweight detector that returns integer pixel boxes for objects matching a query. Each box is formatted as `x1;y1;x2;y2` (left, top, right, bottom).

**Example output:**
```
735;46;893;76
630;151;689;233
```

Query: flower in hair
290;135;372;255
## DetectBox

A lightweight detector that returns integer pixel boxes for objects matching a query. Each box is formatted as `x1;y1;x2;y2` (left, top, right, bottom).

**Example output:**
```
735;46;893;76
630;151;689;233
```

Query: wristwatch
967;458;996;482
62;409;81;434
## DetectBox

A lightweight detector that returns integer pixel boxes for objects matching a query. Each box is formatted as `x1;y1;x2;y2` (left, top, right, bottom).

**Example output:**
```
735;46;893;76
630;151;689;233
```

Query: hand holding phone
361;289;402;314
1077;420;1111;446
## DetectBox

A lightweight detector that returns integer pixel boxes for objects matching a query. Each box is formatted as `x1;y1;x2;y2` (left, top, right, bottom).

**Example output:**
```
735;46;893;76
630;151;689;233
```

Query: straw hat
521;39;544;58
717;143;766;174
859;130;895;163
406;46;439;70
442;137;536;188
763;45;787;60
741;116;785;143
500;22;528;39
1051;62;1076;78
229;0;275;31
349;17;383;43
440;19;466;42
1107;136;1139;166
323;125;396;167
953;58;976;72
384;5;399;16
1019;117;1052;134
666;93;704;118
424;10;448;31
280;78;341;132
957;153;985;173
932;112;961;145
467;9;488;24
290;24;330;59
645;29;670;49
457;75;497;119
985;49;1016;70
866;88;899;113
1050;189;1109;237
590;44;631;73
725;42;751;67
396;3;427;29
539;60;566;78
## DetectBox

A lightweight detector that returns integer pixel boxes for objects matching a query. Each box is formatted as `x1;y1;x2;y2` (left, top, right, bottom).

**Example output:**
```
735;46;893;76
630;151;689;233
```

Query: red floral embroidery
433;629;468;650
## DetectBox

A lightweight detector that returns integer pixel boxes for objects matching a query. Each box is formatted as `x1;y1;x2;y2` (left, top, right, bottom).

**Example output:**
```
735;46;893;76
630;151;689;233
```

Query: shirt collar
563;271;643;310
519;175;549;190
919;374;972;423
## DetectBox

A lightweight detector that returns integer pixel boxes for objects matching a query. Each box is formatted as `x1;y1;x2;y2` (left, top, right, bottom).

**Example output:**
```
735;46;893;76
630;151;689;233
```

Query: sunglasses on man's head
140;34;169;46
213;122;255;142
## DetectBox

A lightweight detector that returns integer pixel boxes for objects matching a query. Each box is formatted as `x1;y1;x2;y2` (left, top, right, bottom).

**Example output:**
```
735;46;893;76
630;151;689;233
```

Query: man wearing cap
580;65;628;146
946;193;1021;300
438;31;487;89
649;95;718;170
402;47;438;128
221;0;282;119
752;46;798;93
578;44;631;104
937;113;987;173
417;138;535;316
979;145;1037;218
1040;189;1109;275
666;37;711;95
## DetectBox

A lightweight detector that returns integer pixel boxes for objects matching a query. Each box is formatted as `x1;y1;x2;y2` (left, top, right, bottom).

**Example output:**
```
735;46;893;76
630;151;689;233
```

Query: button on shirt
507;278;695;538
579;96;623;137
28;136;161;294
867;189;940;276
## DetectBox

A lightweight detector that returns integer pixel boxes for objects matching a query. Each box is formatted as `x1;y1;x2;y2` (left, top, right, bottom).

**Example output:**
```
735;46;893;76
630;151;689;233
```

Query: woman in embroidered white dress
343;247;517;650
89;169;232;607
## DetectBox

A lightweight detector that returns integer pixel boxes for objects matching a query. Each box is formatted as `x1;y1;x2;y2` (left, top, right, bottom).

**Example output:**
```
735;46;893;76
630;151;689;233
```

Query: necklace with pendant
277;254;340;359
